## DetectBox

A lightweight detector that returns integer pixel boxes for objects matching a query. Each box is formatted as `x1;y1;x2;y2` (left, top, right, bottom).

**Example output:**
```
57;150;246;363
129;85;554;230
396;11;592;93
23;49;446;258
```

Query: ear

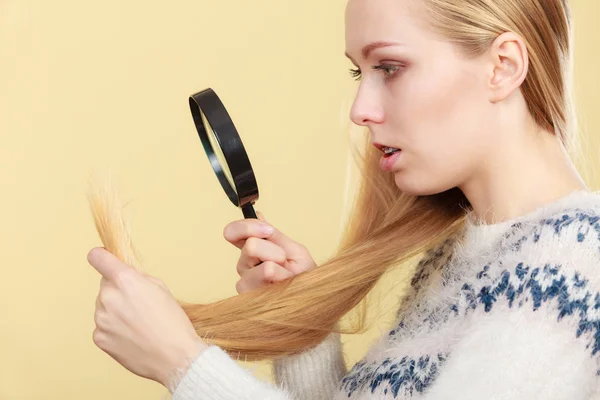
487;32;529;103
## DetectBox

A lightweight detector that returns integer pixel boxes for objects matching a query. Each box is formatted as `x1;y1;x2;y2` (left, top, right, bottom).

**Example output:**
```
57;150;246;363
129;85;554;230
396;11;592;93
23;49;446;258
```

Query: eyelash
349;64;403;81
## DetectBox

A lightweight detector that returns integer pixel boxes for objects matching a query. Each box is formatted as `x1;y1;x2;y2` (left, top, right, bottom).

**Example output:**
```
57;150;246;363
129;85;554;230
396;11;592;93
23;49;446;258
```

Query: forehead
344;0;430;55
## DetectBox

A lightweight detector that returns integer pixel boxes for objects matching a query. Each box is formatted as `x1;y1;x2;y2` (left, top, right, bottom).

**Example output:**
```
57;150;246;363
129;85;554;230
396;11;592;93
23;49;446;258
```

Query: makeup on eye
348;63;405;81
344;41;410;81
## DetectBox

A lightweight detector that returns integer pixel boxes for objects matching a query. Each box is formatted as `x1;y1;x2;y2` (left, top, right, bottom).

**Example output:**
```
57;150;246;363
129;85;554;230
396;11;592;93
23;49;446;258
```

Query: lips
373;143;401;157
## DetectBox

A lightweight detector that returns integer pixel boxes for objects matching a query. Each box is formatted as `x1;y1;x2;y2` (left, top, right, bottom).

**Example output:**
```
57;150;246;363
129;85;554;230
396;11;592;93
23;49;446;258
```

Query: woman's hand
87;248;207;390
223;213;317;293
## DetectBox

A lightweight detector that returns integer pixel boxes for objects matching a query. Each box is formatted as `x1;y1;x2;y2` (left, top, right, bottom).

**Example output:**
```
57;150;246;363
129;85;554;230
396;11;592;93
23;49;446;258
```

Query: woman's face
345;0;498;196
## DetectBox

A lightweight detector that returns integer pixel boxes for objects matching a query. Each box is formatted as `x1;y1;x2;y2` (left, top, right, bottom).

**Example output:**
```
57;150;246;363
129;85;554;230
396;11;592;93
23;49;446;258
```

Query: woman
87;0;600;398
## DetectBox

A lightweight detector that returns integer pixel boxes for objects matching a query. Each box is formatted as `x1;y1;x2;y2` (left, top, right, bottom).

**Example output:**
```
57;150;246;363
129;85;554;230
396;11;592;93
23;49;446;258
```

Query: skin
87;0;588;392
344;0;587;221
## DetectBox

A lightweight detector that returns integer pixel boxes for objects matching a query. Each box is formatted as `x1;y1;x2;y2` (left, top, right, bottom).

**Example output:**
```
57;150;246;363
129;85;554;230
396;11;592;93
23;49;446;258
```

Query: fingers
96;283;121;311
100;276;109;288
223;219;275;249
237;238;287;276
94;296;109;331
95;292;104;312
94;287;112;333
223;215;302;256
235;261;294;294
87;247;135;283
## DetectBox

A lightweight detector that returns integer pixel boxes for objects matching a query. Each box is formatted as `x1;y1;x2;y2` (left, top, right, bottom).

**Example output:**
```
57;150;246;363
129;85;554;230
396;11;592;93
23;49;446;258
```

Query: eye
348;67;362;81
372;64;403;80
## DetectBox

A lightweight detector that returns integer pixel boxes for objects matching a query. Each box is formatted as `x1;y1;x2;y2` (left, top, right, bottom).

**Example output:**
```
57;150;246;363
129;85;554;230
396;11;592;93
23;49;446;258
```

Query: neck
460;123;588;224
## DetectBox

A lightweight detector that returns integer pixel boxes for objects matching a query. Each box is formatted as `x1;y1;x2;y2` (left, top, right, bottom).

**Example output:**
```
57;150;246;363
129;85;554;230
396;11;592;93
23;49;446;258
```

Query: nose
349;84;384;127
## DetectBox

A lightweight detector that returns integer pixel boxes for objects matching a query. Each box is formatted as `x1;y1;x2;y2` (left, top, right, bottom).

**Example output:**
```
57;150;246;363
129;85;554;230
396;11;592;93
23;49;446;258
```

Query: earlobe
488;32;529;103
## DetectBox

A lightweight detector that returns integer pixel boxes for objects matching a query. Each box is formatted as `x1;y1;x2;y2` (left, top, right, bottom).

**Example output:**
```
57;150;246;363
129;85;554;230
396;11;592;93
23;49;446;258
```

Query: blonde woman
87;0;600;398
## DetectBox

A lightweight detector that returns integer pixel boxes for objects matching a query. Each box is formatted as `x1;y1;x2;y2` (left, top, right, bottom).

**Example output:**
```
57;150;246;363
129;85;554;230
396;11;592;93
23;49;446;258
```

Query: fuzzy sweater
172;190;600;400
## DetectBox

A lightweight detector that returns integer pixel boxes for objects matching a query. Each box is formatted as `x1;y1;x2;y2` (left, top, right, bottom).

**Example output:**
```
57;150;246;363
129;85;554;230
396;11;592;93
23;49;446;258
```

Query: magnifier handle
242;203;258;219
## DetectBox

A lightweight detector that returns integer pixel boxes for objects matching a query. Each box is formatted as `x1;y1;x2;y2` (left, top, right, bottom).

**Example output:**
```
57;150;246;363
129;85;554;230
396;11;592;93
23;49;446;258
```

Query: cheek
393;63;487;160
387;61;489;192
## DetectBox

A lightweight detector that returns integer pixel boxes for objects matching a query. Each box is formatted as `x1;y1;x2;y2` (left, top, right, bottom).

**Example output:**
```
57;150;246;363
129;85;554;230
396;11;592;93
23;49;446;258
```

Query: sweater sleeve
171;332;346;400
272;332;347;400
171;345;294;400
425;210;600;400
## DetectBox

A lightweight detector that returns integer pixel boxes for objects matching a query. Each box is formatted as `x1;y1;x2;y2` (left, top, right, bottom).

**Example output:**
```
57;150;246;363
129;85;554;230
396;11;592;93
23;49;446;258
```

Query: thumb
87;247;135;282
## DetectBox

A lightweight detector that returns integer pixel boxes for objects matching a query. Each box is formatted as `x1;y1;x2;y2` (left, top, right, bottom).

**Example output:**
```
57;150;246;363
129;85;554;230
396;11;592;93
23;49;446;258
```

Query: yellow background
0;1;598;399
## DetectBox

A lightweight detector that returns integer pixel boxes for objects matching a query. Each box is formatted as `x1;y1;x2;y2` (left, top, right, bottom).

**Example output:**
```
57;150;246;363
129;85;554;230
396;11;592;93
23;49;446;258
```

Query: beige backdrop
0;1;598;399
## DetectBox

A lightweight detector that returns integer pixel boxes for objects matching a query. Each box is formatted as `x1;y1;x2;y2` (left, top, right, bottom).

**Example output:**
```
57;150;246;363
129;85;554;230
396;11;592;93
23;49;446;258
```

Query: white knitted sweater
172;190;600;400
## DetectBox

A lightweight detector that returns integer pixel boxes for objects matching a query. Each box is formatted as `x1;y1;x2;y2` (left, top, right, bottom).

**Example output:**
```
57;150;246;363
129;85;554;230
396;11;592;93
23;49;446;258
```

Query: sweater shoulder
464;198;600;358
499;200;600;270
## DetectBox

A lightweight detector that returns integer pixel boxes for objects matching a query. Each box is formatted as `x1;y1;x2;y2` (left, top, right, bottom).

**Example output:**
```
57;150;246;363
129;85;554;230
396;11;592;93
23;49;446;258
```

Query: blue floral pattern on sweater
339;208;600;398
340;353;449;398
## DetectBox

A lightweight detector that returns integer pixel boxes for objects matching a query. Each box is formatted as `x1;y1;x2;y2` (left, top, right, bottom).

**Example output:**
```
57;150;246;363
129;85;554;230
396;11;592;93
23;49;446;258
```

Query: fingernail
261;224;274;235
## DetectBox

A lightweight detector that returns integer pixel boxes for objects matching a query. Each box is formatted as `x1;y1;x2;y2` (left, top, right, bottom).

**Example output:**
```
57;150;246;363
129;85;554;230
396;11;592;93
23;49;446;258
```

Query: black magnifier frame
189;88;259;219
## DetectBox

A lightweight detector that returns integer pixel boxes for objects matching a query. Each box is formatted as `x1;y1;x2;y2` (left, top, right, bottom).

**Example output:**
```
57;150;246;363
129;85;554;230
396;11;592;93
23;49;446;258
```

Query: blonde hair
90;0;575;361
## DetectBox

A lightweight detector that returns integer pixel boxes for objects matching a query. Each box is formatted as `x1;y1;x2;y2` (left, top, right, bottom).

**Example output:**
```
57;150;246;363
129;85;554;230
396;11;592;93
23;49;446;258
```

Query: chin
393;171;455;197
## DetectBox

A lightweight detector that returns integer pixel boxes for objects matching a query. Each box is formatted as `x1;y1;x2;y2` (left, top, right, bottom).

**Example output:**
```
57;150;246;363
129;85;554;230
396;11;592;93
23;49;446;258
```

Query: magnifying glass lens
200;110;236;193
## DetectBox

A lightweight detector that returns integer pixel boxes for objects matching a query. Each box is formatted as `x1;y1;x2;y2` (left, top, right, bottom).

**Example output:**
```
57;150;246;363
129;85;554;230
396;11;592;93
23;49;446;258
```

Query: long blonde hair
90;0;575;361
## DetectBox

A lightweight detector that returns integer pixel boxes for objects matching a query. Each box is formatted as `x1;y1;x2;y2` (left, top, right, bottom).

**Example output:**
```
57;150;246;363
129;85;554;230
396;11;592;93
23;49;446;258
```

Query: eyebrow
345;41;403;61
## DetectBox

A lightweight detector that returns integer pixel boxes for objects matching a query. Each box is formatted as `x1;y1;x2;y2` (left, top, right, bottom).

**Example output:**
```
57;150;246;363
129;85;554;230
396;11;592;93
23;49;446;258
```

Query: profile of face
344;0;527;196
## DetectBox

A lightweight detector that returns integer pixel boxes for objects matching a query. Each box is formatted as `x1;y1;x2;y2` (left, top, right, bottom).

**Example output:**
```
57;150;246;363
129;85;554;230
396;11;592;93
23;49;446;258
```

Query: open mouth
382;146;401;157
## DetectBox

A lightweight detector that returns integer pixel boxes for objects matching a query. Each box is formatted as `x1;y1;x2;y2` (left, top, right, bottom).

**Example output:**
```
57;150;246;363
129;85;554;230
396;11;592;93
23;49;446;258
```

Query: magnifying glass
189;88;259;219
